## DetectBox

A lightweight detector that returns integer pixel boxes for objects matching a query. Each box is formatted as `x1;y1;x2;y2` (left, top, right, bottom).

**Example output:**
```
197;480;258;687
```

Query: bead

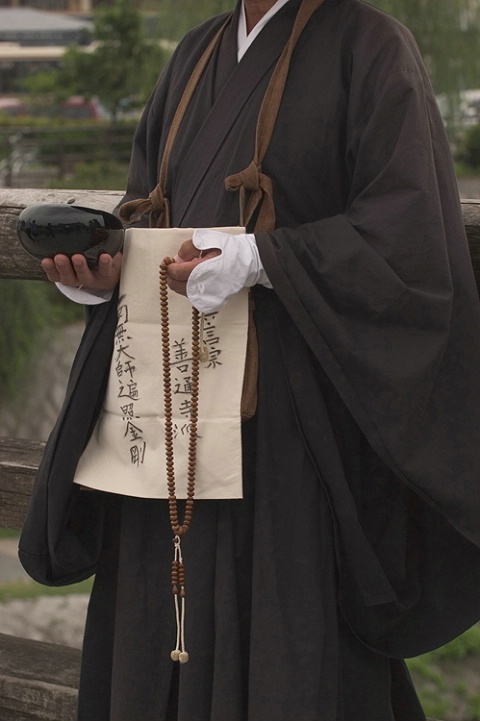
161;259;200;665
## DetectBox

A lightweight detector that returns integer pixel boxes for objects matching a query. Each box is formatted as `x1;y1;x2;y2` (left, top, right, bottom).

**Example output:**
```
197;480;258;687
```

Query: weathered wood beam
0;628;444;721
463;200;480;283
0;189;479;283
0;438;44;531
0;633;80;721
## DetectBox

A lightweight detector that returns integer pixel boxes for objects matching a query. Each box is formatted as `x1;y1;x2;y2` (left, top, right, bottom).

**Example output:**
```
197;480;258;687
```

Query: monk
25;1;480;719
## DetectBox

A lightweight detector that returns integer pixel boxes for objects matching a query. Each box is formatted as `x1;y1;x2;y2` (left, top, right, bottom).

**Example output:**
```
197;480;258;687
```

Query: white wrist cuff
186;229;272;314
56;282;113;305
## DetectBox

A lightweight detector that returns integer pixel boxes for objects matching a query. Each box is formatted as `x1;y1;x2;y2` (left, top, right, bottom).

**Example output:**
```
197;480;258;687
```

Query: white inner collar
237;0;291;60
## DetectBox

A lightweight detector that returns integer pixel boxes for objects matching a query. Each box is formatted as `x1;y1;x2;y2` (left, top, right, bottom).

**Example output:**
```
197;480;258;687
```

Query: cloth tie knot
225;161;275;232
118;183;171;228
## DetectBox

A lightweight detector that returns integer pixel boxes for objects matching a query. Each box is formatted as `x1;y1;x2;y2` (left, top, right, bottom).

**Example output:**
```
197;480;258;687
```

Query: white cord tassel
170;536;189;664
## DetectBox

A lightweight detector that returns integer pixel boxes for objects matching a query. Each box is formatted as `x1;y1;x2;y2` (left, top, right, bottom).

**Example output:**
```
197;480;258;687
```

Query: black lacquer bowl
17;203;124;268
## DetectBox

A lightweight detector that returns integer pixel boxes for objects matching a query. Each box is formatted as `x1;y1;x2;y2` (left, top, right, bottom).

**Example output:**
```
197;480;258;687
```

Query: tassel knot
170;536;189;664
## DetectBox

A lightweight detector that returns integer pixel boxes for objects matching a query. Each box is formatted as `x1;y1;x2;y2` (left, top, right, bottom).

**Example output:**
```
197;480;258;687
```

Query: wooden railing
0;125;135;188
0;189;123;721
2;188;479;720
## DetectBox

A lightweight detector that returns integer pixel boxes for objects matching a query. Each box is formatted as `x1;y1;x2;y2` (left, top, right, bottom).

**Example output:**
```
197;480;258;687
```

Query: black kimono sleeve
256;43;480;553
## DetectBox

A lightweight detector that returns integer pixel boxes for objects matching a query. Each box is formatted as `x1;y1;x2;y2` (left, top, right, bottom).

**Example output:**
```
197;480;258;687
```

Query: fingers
41;252;122;290
166;250;220;297
176;239;221;263
166;258;200;296
41;257;60;283
41;254;80;285
176;239;200;262
95;252;123;289
167;277;188;296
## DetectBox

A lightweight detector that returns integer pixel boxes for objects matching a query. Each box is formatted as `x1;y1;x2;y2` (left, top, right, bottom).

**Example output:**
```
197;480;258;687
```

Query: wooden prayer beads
159;256;201;664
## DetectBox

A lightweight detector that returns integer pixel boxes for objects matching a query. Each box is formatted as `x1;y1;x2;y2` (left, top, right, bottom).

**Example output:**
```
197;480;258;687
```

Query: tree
24;0;170;122
154;0;234;40
372;0;480;96
371;1;480;140
67;0;170;120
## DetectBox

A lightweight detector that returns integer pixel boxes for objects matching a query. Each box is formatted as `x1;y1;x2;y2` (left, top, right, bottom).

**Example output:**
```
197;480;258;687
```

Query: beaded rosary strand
159;256;201;664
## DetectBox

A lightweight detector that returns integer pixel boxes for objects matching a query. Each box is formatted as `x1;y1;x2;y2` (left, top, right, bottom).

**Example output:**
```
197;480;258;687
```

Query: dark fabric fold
18;290;118;585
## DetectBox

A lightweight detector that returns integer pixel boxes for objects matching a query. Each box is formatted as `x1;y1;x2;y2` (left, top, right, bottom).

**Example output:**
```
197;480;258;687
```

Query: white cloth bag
73;227;248;499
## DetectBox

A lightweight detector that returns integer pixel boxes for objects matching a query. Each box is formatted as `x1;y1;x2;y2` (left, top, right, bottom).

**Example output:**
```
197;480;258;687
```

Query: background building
0;7;92;44
0;6;93;92
0;0;112;13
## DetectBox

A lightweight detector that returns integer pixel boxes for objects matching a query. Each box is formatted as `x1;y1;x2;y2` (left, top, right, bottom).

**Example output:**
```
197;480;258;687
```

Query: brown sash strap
225;0;325;231
119;0;325;230
118;17;232;227
118;0;326;421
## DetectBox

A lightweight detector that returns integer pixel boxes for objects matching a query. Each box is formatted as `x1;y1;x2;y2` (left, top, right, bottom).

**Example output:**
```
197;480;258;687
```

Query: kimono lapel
212;1;241;100
172;0;302;227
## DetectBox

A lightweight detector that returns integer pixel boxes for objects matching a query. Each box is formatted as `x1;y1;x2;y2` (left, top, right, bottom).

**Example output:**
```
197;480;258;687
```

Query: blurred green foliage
0;280;83;403
460;125;480;171
22;0;171;121
51;159;130;191
141;0;234;39
372;0;480;96
0;575;94;603
408;624;480;721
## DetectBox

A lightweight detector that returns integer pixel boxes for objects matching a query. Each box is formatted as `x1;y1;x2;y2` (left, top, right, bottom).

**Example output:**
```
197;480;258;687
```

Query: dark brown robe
19;1;480;719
